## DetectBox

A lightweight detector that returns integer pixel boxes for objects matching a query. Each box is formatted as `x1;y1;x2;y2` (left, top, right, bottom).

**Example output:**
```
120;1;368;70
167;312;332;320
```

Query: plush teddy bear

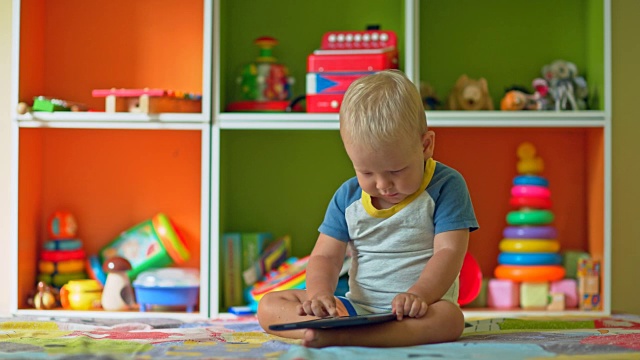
447;75;494;110
541;60;588;110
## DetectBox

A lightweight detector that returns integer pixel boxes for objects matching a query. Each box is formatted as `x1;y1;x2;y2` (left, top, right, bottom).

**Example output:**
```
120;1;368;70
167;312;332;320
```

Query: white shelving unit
9;0;611;319
212;0;612;318
9;0;217;319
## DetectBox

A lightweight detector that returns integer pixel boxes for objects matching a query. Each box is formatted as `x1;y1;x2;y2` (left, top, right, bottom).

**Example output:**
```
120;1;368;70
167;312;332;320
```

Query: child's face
345;135;429;208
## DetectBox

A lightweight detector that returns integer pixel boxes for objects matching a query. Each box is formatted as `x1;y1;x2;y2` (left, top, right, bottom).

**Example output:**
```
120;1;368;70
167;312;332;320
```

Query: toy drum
99;213;190;279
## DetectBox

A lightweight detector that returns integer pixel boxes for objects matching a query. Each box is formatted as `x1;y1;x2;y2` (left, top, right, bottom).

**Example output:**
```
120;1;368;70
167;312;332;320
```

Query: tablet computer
268;312;397;331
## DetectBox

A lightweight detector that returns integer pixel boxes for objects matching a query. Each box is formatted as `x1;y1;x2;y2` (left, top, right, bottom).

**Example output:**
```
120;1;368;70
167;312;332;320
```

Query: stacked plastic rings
494;165;566;282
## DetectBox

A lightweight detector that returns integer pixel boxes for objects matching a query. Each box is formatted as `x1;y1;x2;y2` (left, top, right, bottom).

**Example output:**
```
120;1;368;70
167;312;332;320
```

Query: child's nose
376;176;393;191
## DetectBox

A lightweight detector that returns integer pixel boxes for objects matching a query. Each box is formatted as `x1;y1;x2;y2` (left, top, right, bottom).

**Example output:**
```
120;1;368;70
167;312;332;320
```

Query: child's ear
422;131;436;159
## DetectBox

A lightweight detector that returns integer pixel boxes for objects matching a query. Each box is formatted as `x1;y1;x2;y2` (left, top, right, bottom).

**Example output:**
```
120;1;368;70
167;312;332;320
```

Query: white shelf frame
212;0;612;318
9;0;216;319
218;111;607;130
8;0;611;319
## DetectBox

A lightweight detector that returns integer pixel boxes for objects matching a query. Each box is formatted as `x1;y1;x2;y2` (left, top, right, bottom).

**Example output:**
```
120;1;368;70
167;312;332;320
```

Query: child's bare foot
302;329;345;348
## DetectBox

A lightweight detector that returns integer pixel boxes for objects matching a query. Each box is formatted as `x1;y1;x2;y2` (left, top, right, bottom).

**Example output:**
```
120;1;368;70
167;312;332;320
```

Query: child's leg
302;299;465;348
257;289;313;338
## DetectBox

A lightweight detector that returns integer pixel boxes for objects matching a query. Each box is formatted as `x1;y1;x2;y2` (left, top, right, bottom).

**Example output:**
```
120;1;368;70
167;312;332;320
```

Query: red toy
306;30;399;113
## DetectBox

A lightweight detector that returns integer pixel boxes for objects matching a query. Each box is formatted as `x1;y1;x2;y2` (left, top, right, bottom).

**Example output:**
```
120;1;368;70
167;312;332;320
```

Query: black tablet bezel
268;312;397;331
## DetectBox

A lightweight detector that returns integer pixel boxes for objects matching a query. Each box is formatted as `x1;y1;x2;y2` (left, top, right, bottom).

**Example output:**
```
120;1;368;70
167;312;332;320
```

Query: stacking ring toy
494;265;565;282
503;225;557;239
513;175;549;187
498;252;562;266
499;239;560;253
507;210;554;225
517;159;544;175
511;185;550;199
509;196;552;209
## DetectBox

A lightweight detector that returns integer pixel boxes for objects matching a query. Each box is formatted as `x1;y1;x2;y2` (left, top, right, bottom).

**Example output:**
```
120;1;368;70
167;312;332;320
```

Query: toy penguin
101;256;135;311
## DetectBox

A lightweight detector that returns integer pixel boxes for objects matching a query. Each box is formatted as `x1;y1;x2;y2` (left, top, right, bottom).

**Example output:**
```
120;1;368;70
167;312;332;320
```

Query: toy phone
268;312;396;331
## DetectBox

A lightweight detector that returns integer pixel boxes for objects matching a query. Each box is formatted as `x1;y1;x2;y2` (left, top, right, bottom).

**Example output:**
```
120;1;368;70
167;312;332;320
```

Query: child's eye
391;168;405;174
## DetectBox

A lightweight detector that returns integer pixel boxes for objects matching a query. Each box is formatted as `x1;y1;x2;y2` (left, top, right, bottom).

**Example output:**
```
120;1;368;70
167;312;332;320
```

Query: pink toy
488;279;519;309
511;185;550;199
550;279;579;308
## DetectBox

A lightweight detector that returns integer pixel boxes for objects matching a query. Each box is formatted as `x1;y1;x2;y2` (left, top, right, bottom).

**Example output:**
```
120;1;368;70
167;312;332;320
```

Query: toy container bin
99;213;190;279
133;268;200;312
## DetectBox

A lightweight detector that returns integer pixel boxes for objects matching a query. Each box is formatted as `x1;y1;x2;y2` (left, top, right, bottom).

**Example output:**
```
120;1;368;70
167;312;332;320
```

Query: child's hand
297;293;338;318
391;292;428;320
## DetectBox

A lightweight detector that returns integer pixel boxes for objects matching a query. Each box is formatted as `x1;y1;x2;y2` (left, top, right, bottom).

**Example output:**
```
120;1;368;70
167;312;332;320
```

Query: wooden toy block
579;275;600;294
577;258;601;310
93;88;202;114
547;292;566;311
487;279;519;309
550;279;578;308
466;278;488;308
520;282;550;309
562;250;591;278
581;293;601;310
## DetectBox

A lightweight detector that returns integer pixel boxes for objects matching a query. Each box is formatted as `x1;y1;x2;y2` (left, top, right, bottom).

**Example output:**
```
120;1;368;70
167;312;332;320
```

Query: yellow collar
362;158;436;218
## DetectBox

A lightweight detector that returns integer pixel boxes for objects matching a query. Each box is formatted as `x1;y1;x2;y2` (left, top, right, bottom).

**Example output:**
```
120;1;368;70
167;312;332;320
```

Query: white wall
0;0;13;316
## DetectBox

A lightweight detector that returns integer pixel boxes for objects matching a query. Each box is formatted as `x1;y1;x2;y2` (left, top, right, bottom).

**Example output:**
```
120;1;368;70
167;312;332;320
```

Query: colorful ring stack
494;143;565;282
37;211;88;288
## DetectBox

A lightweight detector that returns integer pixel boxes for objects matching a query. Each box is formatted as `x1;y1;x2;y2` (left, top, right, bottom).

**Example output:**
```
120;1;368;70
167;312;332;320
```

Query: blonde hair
339;70;427;148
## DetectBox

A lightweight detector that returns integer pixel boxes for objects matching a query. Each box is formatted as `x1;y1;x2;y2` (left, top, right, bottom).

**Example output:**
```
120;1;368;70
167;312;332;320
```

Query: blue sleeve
318;178;359;242
429;164;479;234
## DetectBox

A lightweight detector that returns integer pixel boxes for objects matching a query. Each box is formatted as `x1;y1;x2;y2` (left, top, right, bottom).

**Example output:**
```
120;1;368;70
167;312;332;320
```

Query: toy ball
48;211;78;239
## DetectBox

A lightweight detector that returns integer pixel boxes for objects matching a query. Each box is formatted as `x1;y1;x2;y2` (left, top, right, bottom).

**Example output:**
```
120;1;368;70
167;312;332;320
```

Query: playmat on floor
1;313;640;359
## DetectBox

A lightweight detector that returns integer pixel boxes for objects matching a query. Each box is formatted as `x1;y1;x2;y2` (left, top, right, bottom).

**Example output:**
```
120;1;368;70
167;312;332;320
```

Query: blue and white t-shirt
319;158;479;311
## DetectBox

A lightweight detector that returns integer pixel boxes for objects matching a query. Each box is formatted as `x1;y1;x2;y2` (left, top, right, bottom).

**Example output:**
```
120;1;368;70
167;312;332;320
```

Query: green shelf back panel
219;0;405;109
420;0;604;110
220;130;354;257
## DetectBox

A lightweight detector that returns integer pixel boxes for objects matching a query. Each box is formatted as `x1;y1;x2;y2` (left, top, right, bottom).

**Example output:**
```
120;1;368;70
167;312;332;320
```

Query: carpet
1;314;640;359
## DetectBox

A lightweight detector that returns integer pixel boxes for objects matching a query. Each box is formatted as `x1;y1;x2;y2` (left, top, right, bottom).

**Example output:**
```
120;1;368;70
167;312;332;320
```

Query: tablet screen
269;313;397;331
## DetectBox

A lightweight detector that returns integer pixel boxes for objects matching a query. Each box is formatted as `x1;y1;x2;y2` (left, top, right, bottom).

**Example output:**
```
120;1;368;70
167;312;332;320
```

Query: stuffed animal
501;90;536;111
420;81;441;110
500;79;551;111
541;60;588;110
447;75;494;110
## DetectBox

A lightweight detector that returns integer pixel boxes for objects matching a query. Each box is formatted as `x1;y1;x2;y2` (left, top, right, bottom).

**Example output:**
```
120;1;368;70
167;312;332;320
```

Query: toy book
222;232;243;308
